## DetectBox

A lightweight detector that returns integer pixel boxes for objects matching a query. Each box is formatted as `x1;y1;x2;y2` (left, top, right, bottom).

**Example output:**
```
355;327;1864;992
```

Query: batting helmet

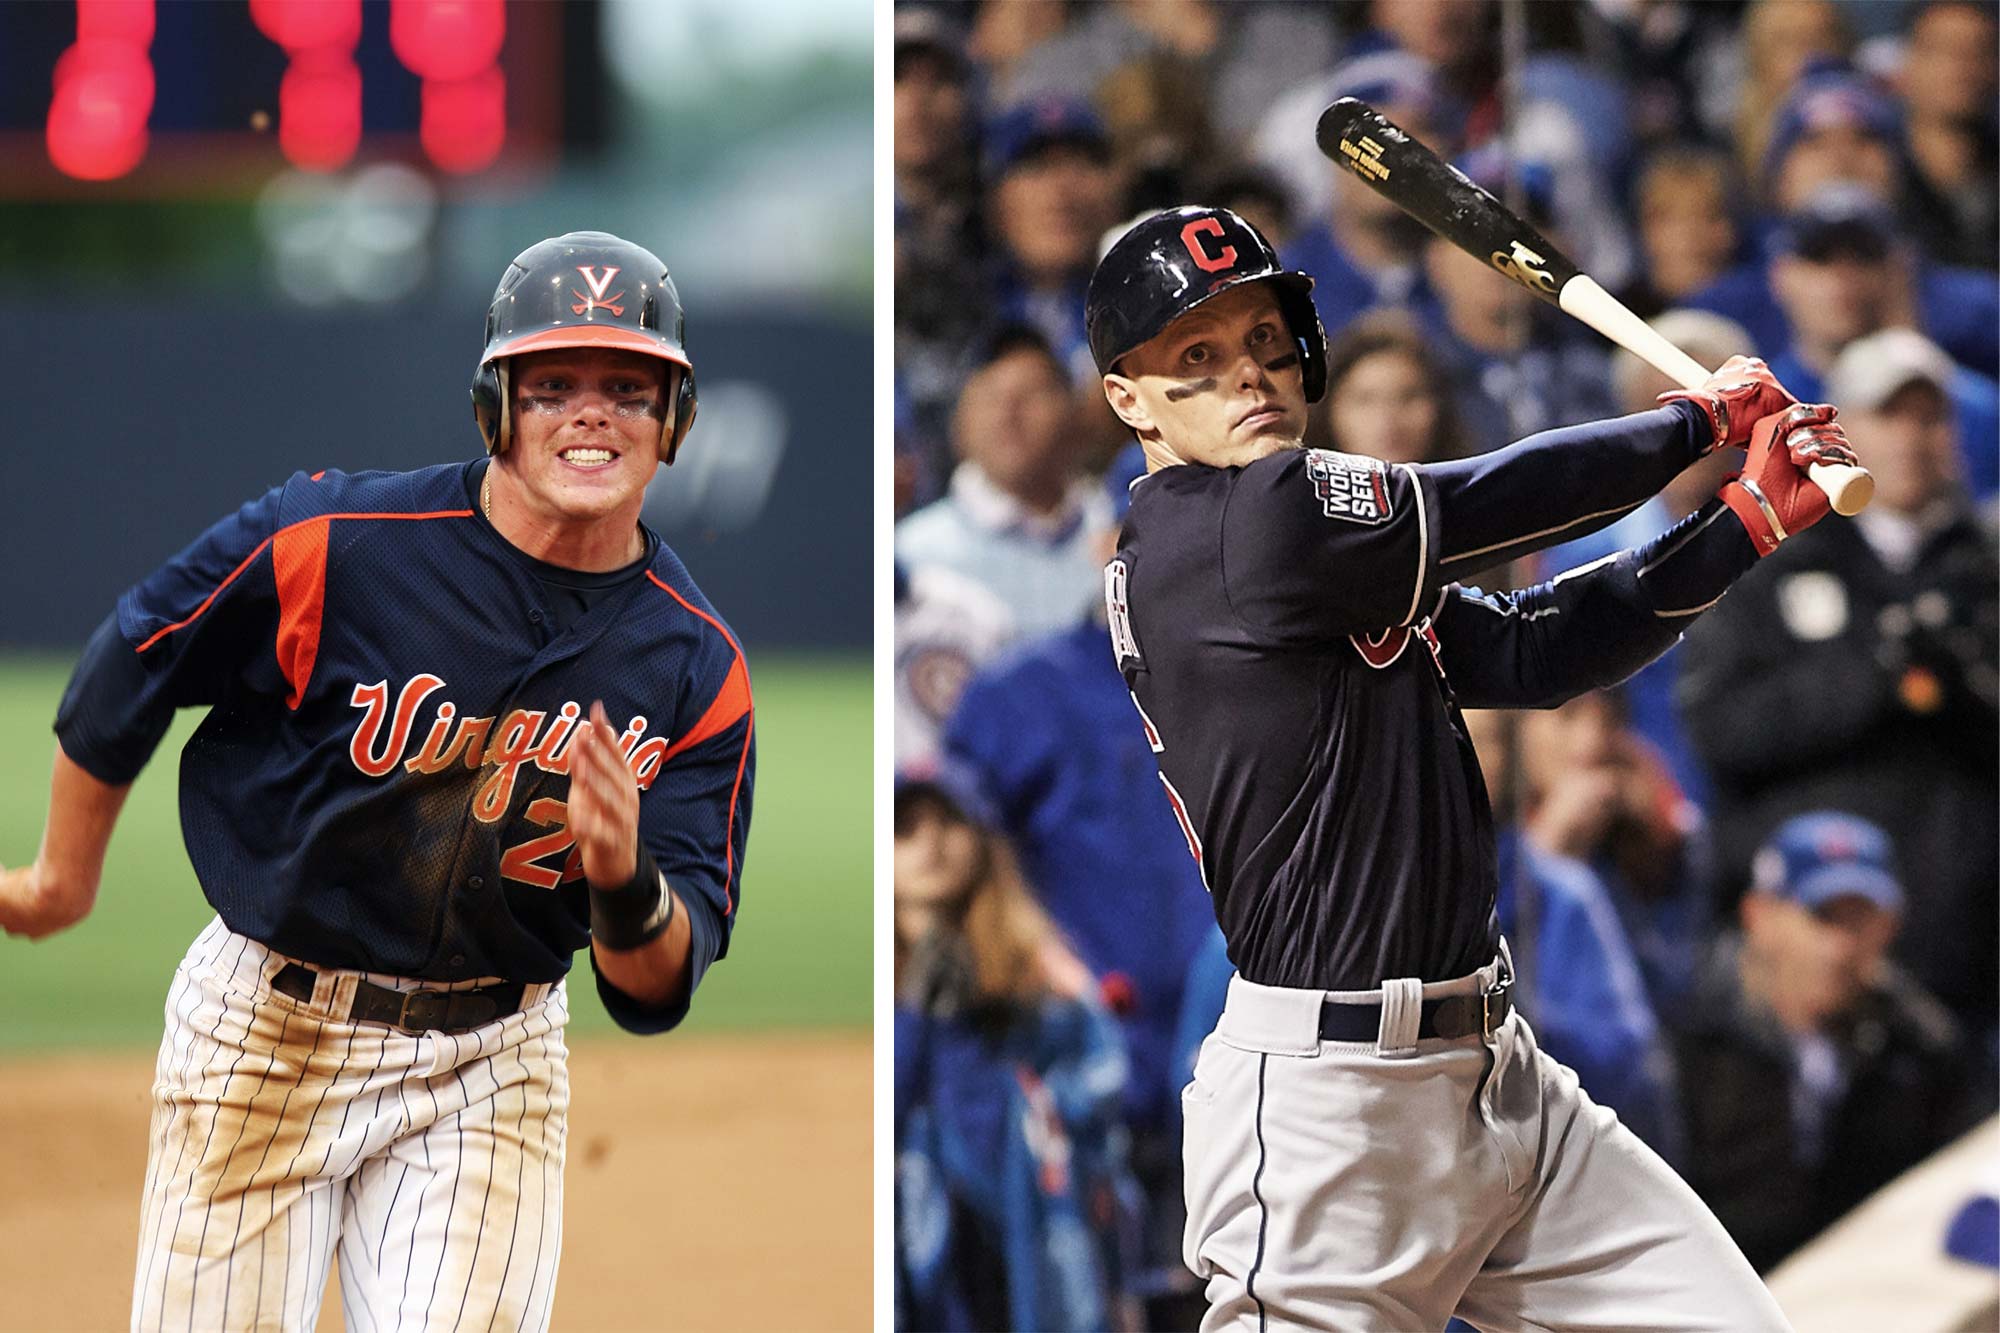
471;230;698;464
1085;206;1327;402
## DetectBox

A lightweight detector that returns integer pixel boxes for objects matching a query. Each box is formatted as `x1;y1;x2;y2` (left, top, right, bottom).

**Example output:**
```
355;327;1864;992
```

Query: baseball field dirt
0;1032;871;1331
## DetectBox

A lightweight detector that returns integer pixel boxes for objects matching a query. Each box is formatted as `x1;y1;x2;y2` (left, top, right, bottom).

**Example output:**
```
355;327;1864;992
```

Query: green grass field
0;655;871;1049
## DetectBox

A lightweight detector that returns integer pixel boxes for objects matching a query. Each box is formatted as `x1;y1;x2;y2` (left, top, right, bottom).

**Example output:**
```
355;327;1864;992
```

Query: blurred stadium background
892;1;1996;1330
0;2;870;1329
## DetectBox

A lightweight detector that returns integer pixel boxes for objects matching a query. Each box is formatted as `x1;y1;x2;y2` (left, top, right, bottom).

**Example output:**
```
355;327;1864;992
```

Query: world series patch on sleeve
1304;449;1393;525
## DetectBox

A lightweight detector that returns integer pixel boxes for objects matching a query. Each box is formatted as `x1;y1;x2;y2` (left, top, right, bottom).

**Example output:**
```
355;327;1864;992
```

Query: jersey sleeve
1220;448;1445;641
1433;498;1759;710
1423;403;1710;577
54;481;290;784
604;638;755;1035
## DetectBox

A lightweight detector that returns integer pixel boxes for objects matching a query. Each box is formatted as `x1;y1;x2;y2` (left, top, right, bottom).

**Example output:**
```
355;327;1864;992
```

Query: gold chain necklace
482;470;492;519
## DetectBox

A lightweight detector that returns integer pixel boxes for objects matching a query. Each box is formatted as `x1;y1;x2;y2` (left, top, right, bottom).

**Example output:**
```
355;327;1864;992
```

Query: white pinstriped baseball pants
131;917;571;1332
1183;963;1791;1333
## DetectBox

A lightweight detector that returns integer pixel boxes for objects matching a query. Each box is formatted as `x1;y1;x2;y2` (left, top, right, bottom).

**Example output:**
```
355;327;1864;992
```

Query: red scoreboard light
249;0;361;53
393;0;508;176
74;0;153;45
422;66;506;175
13;0;565;194
278;53;363;173
390;0;504;83
46;2;154;181
252;0;362;172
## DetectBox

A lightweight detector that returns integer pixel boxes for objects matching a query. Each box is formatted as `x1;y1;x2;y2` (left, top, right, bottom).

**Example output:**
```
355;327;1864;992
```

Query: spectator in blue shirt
984;97;1122;384
1694;103;1999;379
1415;156;1616;449
896;325;1114;638
940;444;1212;1138
940;443;1214;1327
1259;51;1461;339
1463;700;1690;1162
894;777;1133;1333
1752;189;1999;493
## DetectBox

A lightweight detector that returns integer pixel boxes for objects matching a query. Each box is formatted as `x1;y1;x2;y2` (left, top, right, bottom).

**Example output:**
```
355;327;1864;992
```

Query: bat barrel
1317;97;1874;518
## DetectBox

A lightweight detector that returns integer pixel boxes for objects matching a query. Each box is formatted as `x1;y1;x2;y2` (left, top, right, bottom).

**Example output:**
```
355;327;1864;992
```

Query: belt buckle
398;989;451;1033
1480;977;1510;1039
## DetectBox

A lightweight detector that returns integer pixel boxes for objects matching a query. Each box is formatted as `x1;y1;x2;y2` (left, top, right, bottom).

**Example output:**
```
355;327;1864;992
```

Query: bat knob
1809;460;1873;516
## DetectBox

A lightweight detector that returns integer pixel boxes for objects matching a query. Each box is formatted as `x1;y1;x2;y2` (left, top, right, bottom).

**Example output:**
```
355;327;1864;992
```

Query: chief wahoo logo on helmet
1084;205;1328;403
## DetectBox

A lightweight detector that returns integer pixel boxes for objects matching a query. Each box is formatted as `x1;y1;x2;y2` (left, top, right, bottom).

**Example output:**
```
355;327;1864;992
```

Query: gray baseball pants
1181;957;1792;1332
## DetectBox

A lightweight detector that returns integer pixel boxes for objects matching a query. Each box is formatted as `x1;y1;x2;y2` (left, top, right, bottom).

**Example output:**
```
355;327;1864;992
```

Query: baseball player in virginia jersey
1092;207;1858;1331
0;231;754;1331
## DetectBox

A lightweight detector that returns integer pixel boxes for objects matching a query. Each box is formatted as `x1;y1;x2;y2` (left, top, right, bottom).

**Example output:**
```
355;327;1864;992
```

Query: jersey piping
134;504;480;712
645;570;754;915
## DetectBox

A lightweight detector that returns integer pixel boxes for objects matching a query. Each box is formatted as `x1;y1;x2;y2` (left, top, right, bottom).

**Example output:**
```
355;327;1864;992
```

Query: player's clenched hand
568;701;640;889
1658;355;1797;452
0;859;91;940
1721;403;1858;557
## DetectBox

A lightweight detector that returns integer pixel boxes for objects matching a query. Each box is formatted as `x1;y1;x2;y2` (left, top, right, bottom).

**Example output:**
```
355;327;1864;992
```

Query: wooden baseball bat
1314;97;1872;516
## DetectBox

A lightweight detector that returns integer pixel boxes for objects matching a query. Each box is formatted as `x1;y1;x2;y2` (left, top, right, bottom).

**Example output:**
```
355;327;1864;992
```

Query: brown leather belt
271;962;526;1035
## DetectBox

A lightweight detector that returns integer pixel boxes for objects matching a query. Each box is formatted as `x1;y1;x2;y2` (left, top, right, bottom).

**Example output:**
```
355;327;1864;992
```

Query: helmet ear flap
660;366;697;465
1278;287;1329;403
472;359;511;454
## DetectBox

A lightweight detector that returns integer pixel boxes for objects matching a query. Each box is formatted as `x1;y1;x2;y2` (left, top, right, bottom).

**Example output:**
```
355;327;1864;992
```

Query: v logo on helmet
571;265;626;317
1180;219;1237;273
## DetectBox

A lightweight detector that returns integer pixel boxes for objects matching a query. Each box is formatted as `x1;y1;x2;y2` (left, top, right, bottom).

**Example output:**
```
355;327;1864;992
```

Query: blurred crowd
891;2;1998;1328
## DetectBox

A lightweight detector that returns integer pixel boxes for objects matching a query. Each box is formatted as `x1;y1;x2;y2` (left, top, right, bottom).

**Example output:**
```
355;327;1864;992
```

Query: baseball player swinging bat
1315;96;1874;516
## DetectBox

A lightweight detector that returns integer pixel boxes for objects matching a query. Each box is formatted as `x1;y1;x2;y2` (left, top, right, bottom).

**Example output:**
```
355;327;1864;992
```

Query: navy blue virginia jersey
1106;410;1764;991
55;460;754;1018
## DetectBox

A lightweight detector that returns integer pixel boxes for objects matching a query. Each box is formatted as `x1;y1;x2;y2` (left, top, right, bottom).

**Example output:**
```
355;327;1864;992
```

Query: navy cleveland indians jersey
1110;449;1495;991
56;461;753;1023
1108;407;1755;991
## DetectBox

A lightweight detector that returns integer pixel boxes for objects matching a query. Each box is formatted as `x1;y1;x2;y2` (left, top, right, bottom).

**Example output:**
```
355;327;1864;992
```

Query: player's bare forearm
0;742;132;939
590;889;695;1008
1427;402;1712;576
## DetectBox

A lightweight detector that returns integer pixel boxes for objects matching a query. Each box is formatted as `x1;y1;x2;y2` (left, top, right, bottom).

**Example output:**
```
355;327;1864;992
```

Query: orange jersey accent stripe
657;654;751;764
132;508;475;656
646;570;754;915
272;518;331;709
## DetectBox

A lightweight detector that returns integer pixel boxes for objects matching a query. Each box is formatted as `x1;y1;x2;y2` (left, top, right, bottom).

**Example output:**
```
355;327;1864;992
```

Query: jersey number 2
499;797;586;890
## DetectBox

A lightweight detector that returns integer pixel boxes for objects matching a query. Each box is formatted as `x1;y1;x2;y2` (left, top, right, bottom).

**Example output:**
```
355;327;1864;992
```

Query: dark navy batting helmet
1085;206;1327;402
471;230;698;463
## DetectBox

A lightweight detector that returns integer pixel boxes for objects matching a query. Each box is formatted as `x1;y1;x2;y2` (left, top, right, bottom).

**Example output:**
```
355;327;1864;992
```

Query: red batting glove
1657;355;1798;452
1719;403;1860;556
